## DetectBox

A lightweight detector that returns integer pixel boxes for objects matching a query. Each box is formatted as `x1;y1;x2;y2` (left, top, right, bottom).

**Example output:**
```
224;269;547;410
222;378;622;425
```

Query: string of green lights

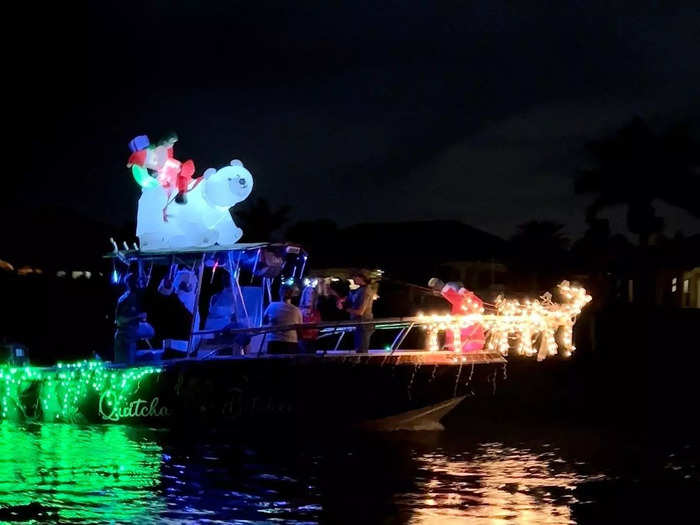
0;361;162;423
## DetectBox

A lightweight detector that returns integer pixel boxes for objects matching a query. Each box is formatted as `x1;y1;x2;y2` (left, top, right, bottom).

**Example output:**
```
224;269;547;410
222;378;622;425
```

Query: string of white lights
418;281;592;360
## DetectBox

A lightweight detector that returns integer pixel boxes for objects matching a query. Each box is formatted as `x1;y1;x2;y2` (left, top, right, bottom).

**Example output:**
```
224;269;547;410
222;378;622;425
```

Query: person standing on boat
299;281;321;354
339;271;375;353
114;273;155;364
263;283;303;354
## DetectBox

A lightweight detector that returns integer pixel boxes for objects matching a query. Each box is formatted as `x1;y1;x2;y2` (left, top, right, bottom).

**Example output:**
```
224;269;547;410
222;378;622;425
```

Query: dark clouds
8;2;700;239
375;97;700;237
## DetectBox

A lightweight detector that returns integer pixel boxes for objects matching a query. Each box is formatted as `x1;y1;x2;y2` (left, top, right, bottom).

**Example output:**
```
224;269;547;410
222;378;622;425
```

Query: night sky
7;2;700;243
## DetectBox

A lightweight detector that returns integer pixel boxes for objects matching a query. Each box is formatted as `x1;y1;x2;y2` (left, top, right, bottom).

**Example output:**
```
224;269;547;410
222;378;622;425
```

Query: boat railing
182;316;507;366
191;317;420;359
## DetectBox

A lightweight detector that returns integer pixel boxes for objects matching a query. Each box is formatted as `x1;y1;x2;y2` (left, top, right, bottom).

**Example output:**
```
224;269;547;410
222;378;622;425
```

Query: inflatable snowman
136;159;254;251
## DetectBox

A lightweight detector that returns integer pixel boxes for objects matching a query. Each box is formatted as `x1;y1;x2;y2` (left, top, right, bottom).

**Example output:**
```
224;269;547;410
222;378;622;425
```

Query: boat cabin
107;243;312;361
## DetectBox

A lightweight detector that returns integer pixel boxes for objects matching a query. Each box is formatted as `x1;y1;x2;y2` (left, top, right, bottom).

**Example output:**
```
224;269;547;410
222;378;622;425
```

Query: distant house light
628;279;634;302
17;267;42;276
671;277;677;292
683;279;689;294
56;271;67;277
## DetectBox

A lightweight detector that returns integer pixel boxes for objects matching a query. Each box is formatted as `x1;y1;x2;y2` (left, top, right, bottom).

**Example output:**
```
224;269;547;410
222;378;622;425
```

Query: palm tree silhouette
575;117;699;246
509;220;570;290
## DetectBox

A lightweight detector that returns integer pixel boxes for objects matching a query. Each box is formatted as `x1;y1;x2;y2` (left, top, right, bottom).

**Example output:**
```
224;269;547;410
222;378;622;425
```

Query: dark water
1;419;697;524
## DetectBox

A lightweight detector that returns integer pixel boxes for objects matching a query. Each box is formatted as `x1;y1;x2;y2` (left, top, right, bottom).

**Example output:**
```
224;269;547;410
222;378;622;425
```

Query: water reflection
402;441;604;524
0;423;613;523
0;423;163;522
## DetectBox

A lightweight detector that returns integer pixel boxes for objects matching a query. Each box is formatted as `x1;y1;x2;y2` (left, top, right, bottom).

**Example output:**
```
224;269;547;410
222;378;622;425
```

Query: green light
131;164;160;188
0;423;164;521
0;361;162;424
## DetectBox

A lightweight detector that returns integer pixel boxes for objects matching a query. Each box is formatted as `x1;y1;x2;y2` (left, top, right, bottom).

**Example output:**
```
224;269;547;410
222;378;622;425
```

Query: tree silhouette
285;219;339;261
509;220;570;290
575;117;699;246
511;220;570;252
234;198;291;242
570;217;634;304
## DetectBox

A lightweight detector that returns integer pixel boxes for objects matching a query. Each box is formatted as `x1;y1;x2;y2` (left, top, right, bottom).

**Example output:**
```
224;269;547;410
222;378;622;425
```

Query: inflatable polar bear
137;160;253;251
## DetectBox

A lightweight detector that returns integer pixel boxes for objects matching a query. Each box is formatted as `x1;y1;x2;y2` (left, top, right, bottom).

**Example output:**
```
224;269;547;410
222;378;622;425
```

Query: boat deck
133;349;506;367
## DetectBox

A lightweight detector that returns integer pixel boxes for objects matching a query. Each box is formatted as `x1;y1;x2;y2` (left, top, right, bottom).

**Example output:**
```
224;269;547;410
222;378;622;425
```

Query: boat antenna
146;262;154;286
168;257;177;281
210;260;219;284
250;248;261;284
298;253;308;279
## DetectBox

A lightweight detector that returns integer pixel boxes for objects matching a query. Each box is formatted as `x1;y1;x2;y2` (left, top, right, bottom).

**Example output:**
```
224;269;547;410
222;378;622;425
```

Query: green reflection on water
0;423;165;522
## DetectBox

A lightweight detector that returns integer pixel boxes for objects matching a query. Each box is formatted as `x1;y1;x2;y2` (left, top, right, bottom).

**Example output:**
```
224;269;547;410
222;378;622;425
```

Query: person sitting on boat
205;269;236;332
201;270;252;354
114;273;155;363
299;281;321;354
337;271;375;353
428;278;485;352
263;283;303;354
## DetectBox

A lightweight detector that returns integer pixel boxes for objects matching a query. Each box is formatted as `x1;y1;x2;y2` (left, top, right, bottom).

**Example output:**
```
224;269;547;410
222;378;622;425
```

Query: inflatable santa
127;132;196;204
428;278;486;352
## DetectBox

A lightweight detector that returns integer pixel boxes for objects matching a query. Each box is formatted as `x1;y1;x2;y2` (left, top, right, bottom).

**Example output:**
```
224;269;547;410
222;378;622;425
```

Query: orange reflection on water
400;441;605;525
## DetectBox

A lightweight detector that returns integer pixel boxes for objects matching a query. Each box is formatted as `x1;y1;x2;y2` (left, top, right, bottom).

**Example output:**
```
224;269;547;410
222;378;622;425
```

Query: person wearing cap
263;284;303;354
338;271;375;353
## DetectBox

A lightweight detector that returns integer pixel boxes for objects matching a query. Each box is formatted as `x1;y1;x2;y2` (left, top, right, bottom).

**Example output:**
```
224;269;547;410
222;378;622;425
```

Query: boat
0;241;591;431
0;134;591;431
1;243;511;431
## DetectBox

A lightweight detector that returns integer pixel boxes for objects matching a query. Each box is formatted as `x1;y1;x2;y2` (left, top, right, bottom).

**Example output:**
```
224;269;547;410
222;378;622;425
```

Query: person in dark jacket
114;273;154;363
338;271;375;353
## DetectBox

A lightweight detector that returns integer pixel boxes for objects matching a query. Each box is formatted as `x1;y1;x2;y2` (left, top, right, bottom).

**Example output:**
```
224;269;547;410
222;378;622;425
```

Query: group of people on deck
114;268;377;362
114;266;487;362
263;270;375;354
